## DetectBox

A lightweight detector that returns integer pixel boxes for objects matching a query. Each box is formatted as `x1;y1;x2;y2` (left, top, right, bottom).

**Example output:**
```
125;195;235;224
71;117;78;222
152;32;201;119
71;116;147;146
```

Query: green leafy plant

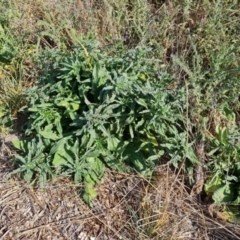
12;136;54;189
12;39;189;205
205;120;240;204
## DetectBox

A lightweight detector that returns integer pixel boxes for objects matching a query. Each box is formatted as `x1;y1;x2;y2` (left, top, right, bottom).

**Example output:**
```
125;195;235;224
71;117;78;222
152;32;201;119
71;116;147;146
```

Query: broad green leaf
84;174;93;183
135;118;145;130
186;146;200;164
212;183;234;204
135;98;148;108
221;127;228;145
13;153;27;163
146;133;159;147
82;193;92;206
84;150;100;159
56;100;70;107
129;124;134;138
70;102;80;111
43;138;51;147
52;140;70;166
39;130;61;140
52;153;67;166
124;143;148;174
92;62;99;83
71;138;80;157
139;110;150;114
87;170;97;182
84;95;91;106
136;141;150;152
226;175;238;182
208;147;219;156
204;172;223;193
74;170;82;183
12;139;29;152
50;137;71;155
39;125;62;140
24;170;34;182
107;136;120;151
86;130;97;149
39;172;47;189
215;125;228;145
85;182;98;198
161;143;174;150
97;125;108;136
146;151;164;162
103;103;120;113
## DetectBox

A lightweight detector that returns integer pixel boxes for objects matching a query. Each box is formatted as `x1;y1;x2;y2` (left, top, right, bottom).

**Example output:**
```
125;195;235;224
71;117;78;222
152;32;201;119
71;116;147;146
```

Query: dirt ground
1;135;240;240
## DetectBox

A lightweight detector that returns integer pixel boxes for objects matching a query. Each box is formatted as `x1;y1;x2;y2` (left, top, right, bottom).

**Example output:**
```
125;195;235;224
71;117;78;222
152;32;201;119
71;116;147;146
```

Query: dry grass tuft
135;165;240;239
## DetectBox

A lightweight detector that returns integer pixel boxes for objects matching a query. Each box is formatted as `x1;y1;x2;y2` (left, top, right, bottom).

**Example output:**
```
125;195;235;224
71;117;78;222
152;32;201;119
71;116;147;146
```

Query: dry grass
1;137;240;240
136;165;240;240
7;0;199;59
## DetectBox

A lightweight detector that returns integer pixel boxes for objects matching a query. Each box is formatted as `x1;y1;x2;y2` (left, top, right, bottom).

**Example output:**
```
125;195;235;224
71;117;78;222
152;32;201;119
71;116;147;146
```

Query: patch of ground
1;136;240;239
